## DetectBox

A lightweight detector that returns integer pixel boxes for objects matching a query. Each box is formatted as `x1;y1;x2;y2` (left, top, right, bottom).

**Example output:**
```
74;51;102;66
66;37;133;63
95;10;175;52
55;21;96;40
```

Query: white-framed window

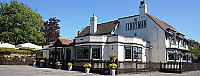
168;53;175;60
137;47;142;60
76;46;89;59
168;50;175;61
91;46;101;59
133;46;142;61
125;47;132;59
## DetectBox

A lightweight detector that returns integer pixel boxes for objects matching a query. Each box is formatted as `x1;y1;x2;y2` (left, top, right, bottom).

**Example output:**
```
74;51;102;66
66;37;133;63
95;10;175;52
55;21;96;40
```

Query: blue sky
3;0;200;42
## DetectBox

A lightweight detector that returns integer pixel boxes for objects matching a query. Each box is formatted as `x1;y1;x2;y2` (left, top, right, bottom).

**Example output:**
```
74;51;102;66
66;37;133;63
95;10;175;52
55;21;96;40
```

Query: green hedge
0;49;42;54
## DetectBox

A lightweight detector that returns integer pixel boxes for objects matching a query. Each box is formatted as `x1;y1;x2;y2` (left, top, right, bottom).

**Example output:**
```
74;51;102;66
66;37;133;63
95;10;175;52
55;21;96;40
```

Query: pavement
0;65;200;76
0;65;97;76
119;71;200;76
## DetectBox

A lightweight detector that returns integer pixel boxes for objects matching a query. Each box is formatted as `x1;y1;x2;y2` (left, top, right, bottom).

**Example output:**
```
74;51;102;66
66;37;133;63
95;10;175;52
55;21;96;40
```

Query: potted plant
109;52;117;62
68;62;73;71
83;63;92;73
33;59;36;66
108;63;117;76
56;61;62;69
40;59;45;67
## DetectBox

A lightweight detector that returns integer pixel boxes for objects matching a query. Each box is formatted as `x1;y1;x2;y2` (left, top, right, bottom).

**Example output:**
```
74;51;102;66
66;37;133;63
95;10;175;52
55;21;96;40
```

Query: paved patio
0;65;200;76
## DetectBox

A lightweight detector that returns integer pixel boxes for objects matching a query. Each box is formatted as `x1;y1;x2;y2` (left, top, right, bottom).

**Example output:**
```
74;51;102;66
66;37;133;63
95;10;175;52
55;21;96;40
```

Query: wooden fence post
136;60;138;73
149;61;151;73
91;59;93;68
179;62;182;73
115;59;119;75
160;61;162;71
72;58;75;70
0;58;1;65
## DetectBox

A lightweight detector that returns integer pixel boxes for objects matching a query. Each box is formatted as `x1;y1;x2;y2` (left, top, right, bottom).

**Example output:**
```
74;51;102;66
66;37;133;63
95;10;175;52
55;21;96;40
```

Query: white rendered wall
116;14;166;62
42;50;49;59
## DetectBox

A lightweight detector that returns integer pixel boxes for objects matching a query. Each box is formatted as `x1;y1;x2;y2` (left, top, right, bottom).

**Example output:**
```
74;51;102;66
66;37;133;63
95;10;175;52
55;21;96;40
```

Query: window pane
175;53;179;60
183;55;187;60
133;47;137;59
168;53;174;60
137;47;142;60
92;46;100;59
83;46;89;59
77;46;82;59
125;47;131;59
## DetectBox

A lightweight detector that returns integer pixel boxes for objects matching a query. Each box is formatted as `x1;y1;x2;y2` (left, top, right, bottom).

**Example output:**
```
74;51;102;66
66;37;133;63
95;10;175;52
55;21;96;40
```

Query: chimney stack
139;0;147;16
90;14;97;34
77;31;80;36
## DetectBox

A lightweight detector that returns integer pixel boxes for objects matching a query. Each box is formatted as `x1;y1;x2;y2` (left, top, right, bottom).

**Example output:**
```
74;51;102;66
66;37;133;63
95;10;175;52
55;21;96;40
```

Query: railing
46;59;200;74
118;61;160;73
160;62;200;73
0;57;34;65
160;62;181;73
62;59;118;75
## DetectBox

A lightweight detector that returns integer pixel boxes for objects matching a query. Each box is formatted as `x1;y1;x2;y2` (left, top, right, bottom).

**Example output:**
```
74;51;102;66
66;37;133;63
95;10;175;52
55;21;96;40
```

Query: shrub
68;62;73;66
40;60;45;63
33;59;36;62
108;63;117;69
83;63;91;68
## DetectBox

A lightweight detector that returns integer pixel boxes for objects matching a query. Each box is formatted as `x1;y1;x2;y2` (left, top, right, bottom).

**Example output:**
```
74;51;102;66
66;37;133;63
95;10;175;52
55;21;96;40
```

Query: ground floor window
125;47;131;59
125;46;142;61
168;53;175;60
137;47;142;60
133;47;142;60
167;50;191;62
133;47;137;59
92;46;101;59
76;46;89;59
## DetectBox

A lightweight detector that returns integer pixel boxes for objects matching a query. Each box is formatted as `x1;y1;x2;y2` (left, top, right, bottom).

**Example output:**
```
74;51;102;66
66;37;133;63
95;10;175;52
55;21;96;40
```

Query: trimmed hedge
0;49;42;54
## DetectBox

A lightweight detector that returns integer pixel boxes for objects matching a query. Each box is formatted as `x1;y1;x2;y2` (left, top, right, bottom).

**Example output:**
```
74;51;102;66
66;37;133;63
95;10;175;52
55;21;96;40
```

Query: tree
188;39;200;57
0;1;45;45
42;17;60;45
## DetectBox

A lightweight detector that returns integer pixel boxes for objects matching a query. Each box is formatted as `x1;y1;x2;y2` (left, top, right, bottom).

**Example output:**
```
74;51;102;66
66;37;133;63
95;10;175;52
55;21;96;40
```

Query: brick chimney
77;31;80;36
139;0;147;16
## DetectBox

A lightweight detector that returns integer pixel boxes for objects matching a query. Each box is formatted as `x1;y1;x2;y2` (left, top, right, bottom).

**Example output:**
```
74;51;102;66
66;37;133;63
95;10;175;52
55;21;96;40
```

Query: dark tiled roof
146;13;179;33
78;20;118;37
53;37;74;47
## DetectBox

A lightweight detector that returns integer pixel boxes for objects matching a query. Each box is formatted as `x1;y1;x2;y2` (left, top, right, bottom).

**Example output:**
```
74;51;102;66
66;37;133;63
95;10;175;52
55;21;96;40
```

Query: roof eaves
118;15;139;20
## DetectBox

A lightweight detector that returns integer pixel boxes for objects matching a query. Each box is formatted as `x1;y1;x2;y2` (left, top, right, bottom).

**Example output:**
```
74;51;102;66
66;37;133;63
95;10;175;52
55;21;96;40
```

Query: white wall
42;50;49;59
116;14;166;62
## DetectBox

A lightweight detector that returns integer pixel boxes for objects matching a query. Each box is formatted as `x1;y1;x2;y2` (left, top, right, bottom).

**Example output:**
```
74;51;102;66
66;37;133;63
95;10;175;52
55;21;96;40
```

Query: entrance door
65;49;71;60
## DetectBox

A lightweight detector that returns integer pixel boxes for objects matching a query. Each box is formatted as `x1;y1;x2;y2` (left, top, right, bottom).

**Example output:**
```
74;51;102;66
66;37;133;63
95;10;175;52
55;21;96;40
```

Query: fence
59;59;161;74
0;57;33;65
160;62;200;73
118;61;160;73
44;59;200;74
63;59;117;75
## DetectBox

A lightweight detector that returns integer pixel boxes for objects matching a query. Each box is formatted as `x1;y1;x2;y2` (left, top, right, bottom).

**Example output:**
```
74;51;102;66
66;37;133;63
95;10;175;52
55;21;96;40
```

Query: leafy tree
0;0;45;45
188;39;200;57
42;17;60;45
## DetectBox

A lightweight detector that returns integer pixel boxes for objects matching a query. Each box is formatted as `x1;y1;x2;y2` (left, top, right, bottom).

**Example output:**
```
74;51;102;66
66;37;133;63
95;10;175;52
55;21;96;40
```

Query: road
0;65;200;76
0;65;97;76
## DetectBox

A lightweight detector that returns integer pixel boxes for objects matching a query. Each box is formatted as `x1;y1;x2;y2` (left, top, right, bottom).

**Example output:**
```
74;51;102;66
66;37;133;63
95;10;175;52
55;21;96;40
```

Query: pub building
51;0;191;66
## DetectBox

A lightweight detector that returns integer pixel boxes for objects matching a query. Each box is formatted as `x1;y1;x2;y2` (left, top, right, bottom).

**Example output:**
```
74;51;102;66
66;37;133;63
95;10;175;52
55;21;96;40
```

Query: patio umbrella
16;43;42;50
0;43;15;49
